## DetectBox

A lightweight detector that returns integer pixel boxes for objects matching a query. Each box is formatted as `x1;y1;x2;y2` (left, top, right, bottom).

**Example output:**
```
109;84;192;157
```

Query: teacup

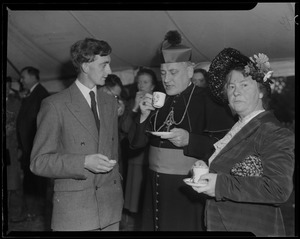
152;91;166;108
192;166;209;183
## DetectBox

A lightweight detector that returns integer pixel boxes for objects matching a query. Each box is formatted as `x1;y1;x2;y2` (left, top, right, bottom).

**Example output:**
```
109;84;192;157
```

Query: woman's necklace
153;84;196;132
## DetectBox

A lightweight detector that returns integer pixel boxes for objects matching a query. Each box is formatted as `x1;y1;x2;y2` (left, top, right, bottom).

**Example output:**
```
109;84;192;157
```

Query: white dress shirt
75;79;99;116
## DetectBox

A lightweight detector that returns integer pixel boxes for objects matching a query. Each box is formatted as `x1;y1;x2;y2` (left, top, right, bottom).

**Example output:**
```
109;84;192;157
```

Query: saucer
148;131;173;137
183;178;207;187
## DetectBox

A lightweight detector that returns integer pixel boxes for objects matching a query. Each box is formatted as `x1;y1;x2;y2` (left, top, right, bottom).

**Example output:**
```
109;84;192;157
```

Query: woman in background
191;68;209;88
121;68;158;228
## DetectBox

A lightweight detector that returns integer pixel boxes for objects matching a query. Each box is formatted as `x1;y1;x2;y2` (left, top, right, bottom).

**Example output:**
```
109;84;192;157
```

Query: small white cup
192;166;209;183
152;91;166;108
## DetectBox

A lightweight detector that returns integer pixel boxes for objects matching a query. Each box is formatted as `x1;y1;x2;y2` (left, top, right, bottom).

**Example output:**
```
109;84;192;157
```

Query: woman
191;68;209;88
122;68;158;226
190;48;294;236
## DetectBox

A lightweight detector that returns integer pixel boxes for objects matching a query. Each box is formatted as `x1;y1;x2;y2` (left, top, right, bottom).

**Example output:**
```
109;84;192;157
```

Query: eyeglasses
106;87;120;101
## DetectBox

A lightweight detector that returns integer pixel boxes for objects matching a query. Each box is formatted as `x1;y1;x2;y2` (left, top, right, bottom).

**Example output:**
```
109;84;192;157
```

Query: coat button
114;180;117;184
80;142;85;146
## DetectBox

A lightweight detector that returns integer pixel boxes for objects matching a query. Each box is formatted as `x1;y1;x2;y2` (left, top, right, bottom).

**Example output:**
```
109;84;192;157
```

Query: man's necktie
89;91;100;131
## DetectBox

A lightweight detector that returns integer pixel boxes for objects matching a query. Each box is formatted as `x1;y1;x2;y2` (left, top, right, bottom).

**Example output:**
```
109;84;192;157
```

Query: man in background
16;67;49;214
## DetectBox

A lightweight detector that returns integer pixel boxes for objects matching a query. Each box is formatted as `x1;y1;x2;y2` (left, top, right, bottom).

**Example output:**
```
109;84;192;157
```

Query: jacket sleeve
127;113;150;149
30;99;87;180
119;101;138;134
184;133;217;161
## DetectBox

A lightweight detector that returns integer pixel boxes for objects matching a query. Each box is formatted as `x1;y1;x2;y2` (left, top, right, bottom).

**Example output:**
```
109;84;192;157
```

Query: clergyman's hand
160;128;189;147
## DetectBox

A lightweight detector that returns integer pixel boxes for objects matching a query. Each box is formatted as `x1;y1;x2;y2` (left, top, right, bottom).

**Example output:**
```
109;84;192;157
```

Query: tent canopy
5;3;295;92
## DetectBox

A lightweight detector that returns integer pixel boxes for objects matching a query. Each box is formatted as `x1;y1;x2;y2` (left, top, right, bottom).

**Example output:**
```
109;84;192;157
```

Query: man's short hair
70;38;112;73
21;66;40;80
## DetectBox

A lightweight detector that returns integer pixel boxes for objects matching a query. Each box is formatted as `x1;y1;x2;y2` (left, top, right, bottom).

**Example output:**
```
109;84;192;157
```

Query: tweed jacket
16;83;49;169
30;82;123;231
207;111;294;236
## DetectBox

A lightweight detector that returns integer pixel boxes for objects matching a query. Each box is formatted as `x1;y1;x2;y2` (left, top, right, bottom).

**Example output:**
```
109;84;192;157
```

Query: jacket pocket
54;177;93;192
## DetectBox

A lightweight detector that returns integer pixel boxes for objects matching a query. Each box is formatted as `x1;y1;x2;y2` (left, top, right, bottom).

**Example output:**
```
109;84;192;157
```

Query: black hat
161;30;192;64
208;47;273;104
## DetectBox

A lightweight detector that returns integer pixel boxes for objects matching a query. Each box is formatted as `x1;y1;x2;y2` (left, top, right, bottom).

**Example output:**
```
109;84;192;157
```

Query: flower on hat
246;53;274;84
263;70;274;82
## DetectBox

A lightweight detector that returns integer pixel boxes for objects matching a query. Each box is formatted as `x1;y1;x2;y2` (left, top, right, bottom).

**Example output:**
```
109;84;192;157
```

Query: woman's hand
139;93;155;123
132;91;145;112
192;173;217;197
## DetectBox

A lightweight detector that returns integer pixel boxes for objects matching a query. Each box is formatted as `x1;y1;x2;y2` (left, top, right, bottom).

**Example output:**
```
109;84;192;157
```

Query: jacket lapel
97;89;107;134
97;88;114;154
213;112;268;161
65;83;99;142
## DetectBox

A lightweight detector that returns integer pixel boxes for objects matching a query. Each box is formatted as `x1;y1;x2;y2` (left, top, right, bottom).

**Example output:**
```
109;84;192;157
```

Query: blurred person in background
191;68;209;88
121;68;158;229
101;74;127;184
6;76;24;222
16;67;50;219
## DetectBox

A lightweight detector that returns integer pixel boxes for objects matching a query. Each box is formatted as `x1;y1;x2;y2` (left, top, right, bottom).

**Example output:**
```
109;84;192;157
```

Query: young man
30;38;123;231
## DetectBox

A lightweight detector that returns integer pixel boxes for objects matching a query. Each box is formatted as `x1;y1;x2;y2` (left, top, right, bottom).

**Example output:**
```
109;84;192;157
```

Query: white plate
183;178;207;187
149;131;173;137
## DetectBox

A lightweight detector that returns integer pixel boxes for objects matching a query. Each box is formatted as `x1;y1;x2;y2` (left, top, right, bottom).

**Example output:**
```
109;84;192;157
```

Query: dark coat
6;93;22;190
207;111;295;236
16;83;49;169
